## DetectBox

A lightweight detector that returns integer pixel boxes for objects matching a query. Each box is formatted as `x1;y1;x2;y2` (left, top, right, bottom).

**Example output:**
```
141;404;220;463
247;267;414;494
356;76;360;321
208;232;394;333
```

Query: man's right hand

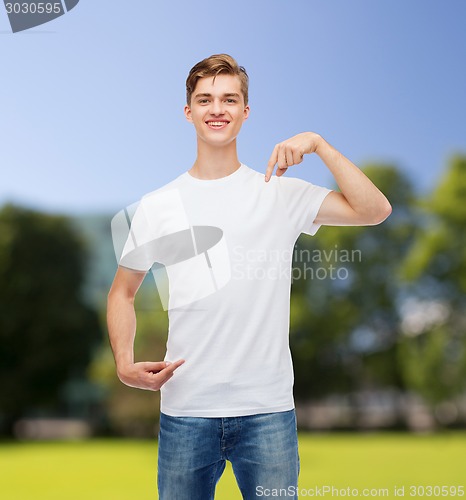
117;360;185;391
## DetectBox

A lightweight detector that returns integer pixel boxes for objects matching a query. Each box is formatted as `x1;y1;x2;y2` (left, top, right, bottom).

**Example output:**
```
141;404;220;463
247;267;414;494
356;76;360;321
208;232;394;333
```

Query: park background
1;0;465;498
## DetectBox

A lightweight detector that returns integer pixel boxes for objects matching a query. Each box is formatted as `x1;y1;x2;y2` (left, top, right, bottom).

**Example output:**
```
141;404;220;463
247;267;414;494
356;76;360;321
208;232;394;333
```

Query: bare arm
265;132;392;226
107;266;184;391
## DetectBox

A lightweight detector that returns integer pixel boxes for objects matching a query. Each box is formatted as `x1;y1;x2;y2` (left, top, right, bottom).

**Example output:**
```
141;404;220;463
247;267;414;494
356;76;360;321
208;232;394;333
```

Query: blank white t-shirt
119;163;332;417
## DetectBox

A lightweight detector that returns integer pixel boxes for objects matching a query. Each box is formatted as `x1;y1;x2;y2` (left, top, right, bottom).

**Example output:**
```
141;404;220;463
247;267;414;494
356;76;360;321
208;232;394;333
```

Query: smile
206;121;230;130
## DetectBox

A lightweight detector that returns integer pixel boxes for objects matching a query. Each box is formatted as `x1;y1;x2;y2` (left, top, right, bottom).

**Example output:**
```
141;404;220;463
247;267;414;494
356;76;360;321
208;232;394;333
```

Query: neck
189;138;240;180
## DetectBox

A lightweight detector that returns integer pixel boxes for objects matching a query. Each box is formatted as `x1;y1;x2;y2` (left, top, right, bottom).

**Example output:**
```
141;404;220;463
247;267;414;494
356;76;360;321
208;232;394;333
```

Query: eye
226;99;237;103
198;99;209;104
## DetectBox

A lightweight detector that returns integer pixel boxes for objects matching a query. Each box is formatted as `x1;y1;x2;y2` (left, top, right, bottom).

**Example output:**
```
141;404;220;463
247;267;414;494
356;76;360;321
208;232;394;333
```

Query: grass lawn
1;433;465;499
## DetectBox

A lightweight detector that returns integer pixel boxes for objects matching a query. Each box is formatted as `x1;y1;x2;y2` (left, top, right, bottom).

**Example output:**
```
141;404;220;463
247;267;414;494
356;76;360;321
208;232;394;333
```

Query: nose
209;98;224;116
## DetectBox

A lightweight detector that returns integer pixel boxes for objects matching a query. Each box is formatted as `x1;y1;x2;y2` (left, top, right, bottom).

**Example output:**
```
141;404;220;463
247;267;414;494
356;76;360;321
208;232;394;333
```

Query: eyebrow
194;93;241;99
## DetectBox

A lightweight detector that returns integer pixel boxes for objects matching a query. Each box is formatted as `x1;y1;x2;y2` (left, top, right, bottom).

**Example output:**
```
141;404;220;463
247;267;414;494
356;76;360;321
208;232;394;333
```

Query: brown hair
186;53;249;106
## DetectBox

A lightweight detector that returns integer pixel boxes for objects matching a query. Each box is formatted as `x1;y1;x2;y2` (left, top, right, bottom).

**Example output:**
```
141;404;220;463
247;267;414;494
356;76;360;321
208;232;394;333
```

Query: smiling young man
107;54;391;499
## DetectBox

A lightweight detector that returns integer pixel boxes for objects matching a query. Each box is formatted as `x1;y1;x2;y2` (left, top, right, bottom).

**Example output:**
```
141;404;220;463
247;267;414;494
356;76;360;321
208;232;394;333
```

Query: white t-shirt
118;164;332;417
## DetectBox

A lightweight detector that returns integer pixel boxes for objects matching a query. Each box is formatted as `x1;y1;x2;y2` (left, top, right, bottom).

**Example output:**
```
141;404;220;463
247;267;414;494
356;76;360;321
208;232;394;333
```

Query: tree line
0;155;465;437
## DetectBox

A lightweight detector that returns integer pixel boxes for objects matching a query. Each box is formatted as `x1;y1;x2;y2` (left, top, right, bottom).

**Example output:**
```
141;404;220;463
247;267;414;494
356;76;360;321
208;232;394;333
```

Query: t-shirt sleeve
111;187;192;272
276;175;332;236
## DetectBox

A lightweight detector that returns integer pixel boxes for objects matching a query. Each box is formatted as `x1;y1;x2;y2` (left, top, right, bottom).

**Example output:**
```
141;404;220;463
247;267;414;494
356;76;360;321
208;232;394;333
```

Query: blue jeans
157;409;300;499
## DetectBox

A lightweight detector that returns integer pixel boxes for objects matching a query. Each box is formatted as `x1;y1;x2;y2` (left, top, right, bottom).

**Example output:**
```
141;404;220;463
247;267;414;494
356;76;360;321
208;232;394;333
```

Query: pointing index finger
162;359;185;375
265;144;279;182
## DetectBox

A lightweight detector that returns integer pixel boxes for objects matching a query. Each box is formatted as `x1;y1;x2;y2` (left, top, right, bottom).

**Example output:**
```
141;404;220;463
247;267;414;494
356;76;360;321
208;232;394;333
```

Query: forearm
106;267;183;390
107;292;136;375
316;135;391;222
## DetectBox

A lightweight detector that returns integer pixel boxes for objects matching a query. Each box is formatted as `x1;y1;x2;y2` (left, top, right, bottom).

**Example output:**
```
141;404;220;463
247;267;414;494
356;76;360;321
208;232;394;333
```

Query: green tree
0;205;102;435
290;165;417;404
398;155;466;417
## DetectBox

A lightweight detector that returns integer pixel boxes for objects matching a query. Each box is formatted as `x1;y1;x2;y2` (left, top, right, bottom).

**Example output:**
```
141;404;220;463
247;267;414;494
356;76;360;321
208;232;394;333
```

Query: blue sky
1;0;465;214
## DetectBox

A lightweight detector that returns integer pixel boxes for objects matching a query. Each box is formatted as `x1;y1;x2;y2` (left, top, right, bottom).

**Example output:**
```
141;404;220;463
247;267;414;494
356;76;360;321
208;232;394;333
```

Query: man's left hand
265;132;322;182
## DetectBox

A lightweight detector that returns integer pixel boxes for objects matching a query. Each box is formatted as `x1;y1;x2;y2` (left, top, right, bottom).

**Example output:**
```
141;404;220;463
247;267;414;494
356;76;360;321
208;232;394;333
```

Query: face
184;74;250;148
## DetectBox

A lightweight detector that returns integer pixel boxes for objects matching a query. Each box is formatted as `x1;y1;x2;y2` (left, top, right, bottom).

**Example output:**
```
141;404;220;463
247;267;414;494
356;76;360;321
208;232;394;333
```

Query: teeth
207;122;228;126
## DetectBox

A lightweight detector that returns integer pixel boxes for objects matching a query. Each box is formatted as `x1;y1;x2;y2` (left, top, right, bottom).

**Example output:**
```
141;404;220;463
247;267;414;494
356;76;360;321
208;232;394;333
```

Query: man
107;54;391;499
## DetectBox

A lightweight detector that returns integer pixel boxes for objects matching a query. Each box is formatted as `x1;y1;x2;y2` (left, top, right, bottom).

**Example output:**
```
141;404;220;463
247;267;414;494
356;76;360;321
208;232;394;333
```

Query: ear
184;104;193;123
243;105;250;121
